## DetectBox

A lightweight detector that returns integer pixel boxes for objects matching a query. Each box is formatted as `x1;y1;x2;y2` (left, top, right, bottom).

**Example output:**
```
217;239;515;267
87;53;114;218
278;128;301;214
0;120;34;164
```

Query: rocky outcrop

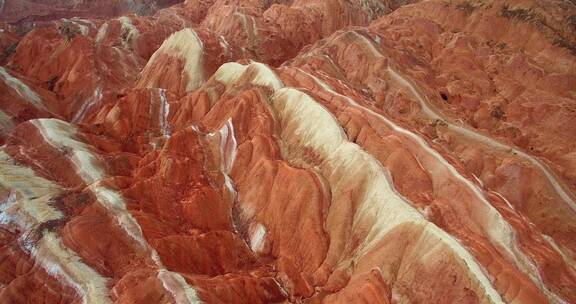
1;0;576;303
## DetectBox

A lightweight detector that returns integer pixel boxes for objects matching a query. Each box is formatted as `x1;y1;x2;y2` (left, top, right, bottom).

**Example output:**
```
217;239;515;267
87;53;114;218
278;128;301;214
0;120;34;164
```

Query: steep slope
0;0;575;303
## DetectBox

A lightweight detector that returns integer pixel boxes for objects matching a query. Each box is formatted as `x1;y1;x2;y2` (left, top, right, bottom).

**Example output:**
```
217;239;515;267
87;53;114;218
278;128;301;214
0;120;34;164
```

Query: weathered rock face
0;0;183;24
1;0;576;303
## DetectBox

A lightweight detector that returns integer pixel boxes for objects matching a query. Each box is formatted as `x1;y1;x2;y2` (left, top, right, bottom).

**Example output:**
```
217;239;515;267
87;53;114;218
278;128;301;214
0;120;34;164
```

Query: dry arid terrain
0;0;576;303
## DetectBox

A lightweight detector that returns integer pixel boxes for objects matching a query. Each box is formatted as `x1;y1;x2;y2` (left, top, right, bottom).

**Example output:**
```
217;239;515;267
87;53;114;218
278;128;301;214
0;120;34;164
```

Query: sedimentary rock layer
0;0;575;303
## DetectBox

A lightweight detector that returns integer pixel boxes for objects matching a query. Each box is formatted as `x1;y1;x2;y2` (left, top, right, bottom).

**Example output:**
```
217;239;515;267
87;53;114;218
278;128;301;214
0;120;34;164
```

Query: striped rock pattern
0;0;575;303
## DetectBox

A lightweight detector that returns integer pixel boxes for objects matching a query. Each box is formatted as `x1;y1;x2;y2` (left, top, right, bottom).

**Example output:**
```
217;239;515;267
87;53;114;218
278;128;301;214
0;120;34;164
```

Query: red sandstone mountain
1;0;576;303
0;0;183;24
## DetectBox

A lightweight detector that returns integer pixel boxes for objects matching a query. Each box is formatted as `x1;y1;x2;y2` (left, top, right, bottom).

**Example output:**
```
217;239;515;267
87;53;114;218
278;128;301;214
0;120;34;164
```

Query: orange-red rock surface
0;0;183;24
1;0;576;303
